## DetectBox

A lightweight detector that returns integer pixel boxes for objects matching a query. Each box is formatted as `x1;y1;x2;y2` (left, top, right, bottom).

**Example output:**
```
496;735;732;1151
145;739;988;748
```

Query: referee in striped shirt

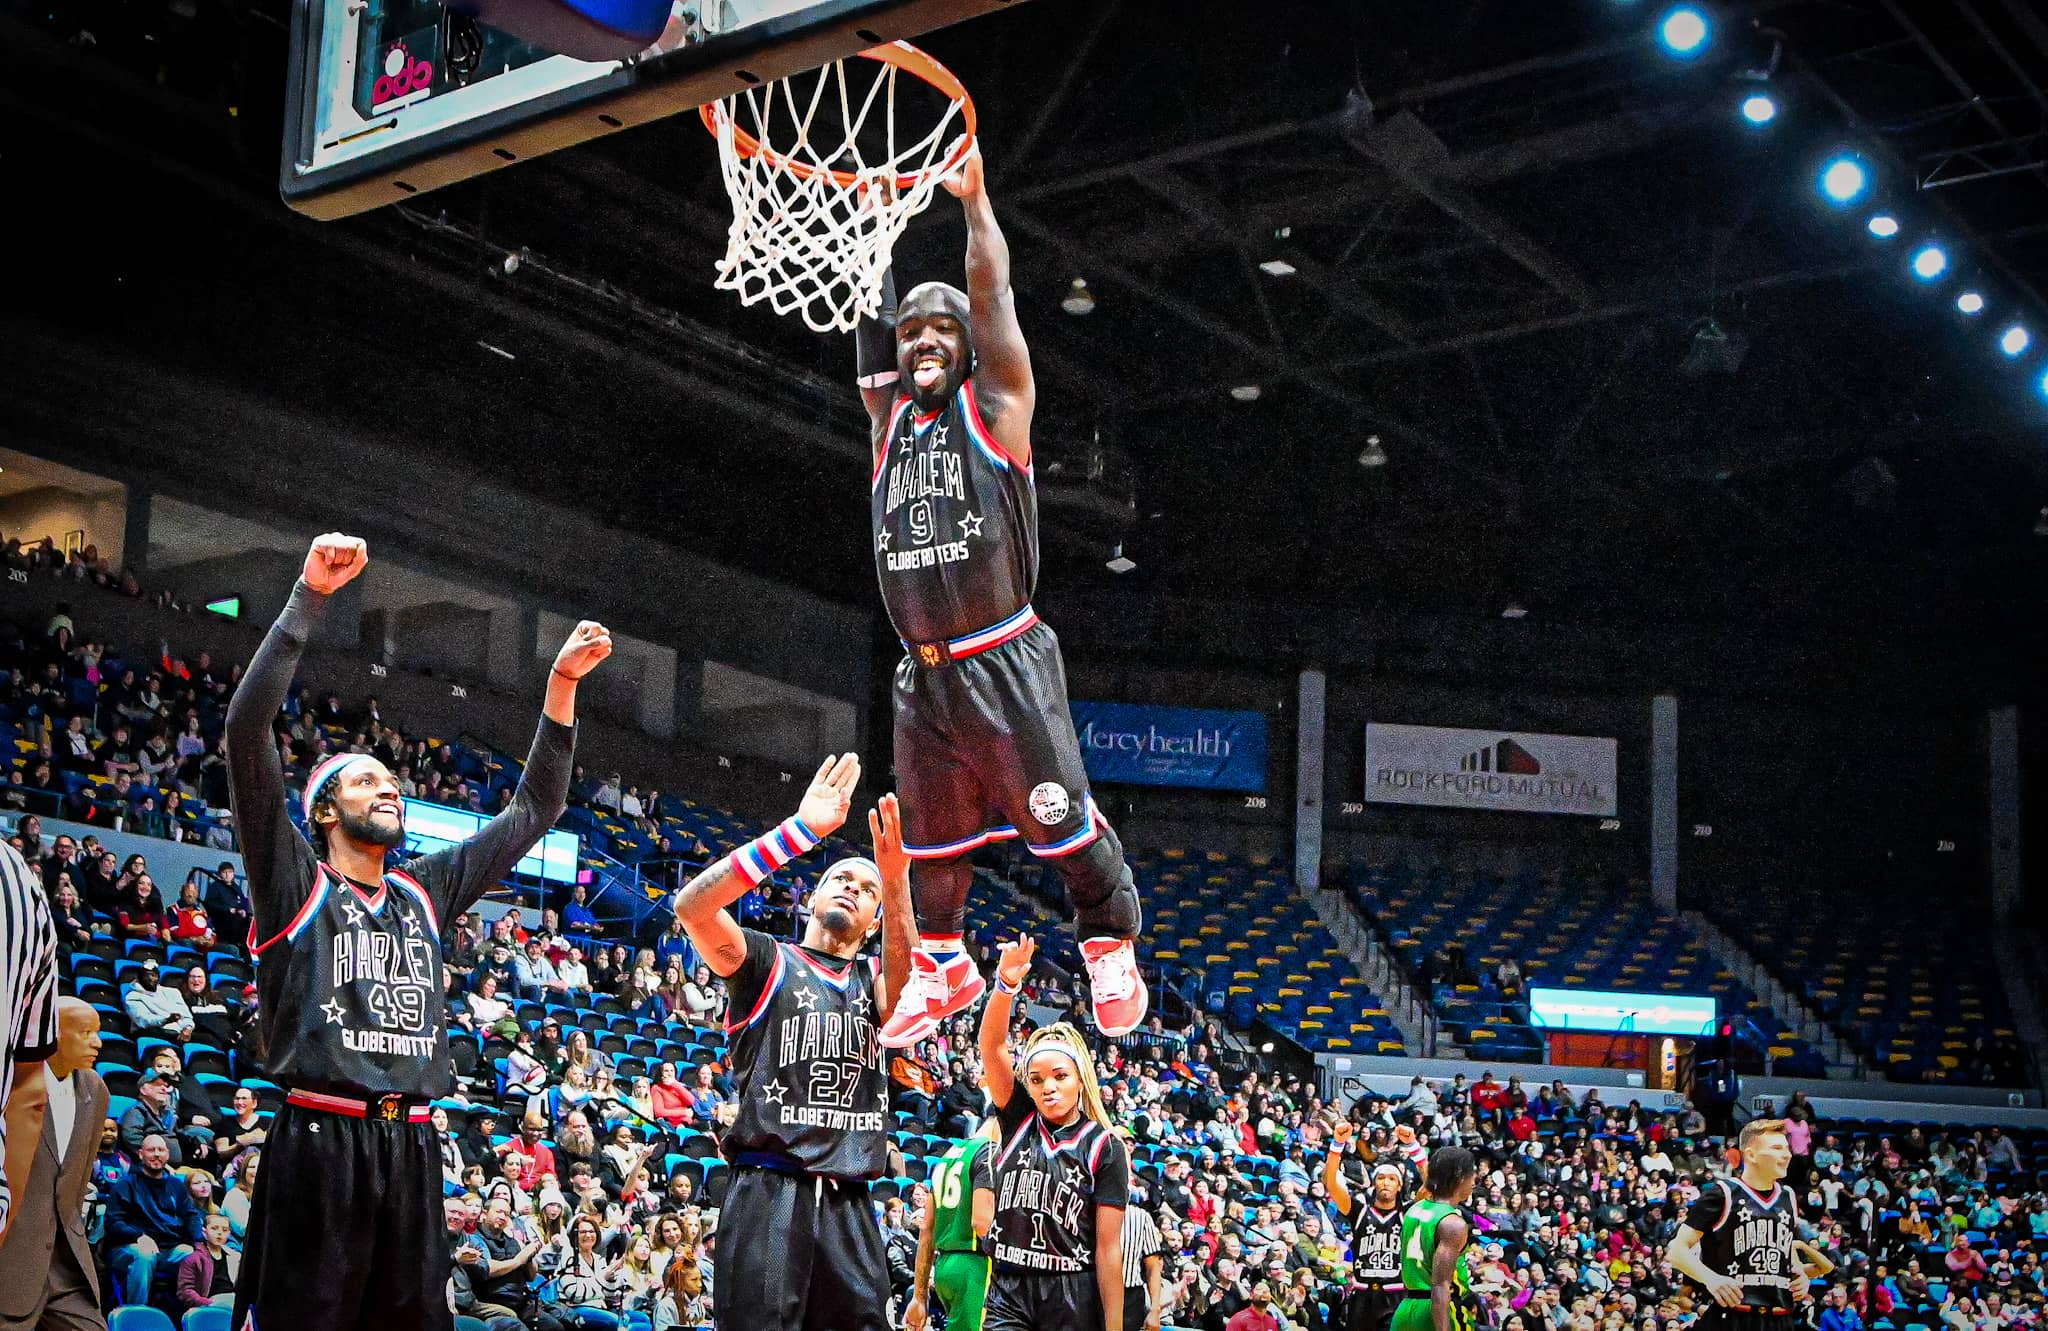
1;840;60;1246
1121;1183;1164;1331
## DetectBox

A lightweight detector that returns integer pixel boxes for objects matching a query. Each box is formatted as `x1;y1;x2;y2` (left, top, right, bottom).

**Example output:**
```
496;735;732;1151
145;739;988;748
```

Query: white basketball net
707;47;971;334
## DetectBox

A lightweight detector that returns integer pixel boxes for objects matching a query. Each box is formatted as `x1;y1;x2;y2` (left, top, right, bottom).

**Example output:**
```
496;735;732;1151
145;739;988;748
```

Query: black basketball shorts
1347;1288;1407;1331
893;621;1106;862
234;1101;450;1331
712;1165;889;1331
983;1266;1101;1331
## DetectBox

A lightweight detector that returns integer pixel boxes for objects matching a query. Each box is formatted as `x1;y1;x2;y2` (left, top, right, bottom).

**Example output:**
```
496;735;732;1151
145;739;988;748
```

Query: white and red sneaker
879;948;986;1049
1080;936;1148;1036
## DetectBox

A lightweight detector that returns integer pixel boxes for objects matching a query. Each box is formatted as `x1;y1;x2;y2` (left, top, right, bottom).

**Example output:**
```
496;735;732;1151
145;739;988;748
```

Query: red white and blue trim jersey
988;1085;1129;1276
870;377;1039;646
720;929;891;1180
223;579;577;1100
1683;1178;1801;1313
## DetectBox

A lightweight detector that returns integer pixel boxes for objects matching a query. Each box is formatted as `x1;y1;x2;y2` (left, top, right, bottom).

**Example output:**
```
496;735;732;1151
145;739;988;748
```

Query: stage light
1060;278;1096;316
1230;384;1262;402
1358;436;1388;468
1866;215;1899;239
2038;368;2048;403
1658;7;1710;57
1741;95;1778;125
1258;259;1297;277
1819;156;1869;205
2000;326;2030;357
1911;245;1948;281
1957;291;1986;315
1106;544;1136;574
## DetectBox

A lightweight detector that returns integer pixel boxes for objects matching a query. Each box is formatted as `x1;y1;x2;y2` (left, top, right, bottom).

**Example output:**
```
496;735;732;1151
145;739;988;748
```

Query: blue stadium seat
183;1309;232;1331
109;1309;175;1331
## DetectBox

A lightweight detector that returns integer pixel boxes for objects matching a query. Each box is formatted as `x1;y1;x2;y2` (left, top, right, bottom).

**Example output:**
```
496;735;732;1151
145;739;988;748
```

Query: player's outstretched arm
671;753;860;976
867;793;916;1021
433;621;608;919
855;263;902;457
943;146;1034;463
977;933;1034;1111
1322;1118;1356;1215
1429;1212;1471;1331
225;535;359;918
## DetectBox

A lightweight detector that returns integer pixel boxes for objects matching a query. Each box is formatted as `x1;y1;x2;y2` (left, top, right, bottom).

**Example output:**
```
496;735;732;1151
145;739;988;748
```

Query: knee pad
909;856;976;936
1055;837;1141;940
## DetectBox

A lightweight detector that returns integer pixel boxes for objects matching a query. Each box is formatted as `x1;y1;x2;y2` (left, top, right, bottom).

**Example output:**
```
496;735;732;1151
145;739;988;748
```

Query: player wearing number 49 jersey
669;754;918;1331
223;533;608;1331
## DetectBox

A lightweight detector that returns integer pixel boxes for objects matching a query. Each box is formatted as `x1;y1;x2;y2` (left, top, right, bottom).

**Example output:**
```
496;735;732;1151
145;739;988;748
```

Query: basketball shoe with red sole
878;948;986;1049
1081;936;1148;1036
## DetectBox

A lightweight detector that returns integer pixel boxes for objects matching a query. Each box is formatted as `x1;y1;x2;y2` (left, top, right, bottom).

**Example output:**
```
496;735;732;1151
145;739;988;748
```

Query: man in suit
0;996;108;1330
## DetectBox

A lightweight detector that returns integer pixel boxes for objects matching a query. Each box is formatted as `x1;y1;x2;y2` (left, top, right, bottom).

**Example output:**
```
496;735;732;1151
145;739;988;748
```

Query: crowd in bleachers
3;565;2045;1331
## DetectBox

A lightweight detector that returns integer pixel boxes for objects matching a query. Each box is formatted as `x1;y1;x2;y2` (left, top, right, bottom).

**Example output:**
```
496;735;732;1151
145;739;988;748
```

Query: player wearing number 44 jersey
223;533;609;1331
853;143;1146;1047
669;754;917;1331
1323;1119;1409;1331
1667;1119;1812;1331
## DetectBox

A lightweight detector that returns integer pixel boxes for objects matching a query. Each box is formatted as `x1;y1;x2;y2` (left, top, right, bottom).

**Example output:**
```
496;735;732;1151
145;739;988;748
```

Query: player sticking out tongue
897;281;974;406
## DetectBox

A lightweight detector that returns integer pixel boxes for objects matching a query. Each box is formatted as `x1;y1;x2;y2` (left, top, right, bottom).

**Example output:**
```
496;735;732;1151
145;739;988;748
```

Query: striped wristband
727;816;821;888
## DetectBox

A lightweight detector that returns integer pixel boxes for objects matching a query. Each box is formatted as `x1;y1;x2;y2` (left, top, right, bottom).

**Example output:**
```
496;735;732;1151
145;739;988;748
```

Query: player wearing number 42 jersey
223;533;610;1331
906;1120;998;1331
1667;1119;1811;1331
669;754;917;1331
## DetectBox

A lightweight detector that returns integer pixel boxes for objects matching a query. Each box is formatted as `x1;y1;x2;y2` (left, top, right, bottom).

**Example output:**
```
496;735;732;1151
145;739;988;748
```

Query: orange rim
700;41;977;191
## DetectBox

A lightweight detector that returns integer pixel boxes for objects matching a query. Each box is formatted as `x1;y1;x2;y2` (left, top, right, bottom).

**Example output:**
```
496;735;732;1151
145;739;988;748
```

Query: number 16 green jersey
931;1134;995;1254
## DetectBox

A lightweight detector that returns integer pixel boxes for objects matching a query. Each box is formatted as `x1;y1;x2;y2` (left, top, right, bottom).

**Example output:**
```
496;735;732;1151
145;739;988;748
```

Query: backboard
280;0;1018;220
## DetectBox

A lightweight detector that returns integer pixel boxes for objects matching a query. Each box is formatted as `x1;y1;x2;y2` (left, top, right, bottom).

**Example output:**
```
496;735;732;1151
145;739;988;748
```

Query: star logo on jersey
926;422;950;451
793;988;819;1012
876;529;891;552
763;1078;789;1105
403;913;423;937
850;992;872;1017
340;897;364;928
322;997;347;1026
957;511;985;538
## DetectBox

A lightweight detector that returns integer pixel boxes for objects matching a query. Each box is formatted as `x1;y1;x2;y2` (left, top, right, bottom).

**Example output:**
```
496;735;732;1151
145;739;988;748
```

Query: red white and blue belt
903;604;1038;668
287;1088;433;1123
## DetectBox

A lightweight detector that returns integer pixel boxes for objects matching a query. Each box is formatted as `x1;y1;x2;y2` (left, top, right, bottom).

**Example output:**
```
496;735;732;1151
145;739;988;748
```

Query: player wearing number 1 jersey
907;1120;998;1331
669;755;916;1331
224;533;608;1331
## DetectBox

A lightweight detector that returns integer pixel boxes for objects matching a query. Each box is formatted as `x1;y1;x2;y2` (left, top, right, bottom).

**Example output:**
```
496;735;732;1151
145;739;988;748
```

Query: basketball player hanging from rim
667;753;917;1331
1324;1117;1411;1331
975;934;1128;1331
1387;1146;1481;1331
1666;1119;1812;1331
856;142;1147;1048
222;533;609;1331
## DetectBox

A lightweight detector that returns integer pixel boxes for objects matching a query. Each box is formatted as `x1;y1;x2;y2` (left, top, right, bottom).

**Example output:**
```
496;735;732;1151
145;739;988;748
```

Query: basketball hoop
701;42;977;334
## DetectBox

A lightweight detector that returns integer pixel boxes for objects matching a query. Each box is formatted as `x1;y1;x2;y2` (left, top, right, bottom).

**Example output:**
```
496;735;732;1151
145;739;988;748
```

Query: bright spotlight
2039;367;2048;402
1957;292;1986;315
1741;95;1778;125
2000;326;2031;357
1911;245;1949;281
1866;215;1899;239
1819;156;1869;205
1658;7;1710;57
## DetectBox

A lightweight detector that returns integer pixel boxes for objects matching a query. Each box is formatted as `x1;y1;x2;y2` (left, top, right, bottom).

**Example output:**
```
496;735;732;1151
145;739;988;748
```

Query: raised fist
552;621;613;681
302;533;367;595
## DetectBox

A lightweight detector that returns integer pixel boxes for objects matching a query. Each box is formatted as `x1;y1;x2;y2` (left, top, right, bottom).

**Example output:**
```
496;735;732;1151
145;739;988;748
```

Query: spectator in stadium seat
200;861;249;949
679;964;724;1027
39;833;81;898
555;945;591;996
115;872;167;942
648;1062;694;1133
214;1085;268;1166
463;1194;559;1328
174;1210;241;1312
562;884;599;934
125;960;194;1043
48;878;93;953
653;915;693;969
168;876;215;945
105;1131;204;1306
1948;1234;1990;1286
512;939;565;1002
180;965;233;1047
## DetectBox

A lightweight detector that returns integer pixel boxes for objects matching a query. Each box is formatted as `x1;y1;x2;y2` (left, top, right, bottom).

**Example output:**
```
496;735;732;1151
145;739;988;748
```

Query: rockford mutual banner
1365;722;1617;816
1070;702;1268;792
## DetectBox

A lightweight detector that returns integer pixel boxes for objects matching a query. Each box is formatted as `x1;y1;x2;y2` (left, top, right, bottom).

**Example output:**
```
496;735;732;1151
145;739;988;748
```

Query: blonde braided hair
1020;1022;1115;1134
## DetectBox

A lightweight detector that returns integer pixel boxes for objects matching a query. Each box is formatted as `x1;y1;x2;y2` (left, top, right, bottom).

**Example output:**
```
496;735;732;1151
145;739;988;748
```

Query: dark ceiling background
3;0;2047;687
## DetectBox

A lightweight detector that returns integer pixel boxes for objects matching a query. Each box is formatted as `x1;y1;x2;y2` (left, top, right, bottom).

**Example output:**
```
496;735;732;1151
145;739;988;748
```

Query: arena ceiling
4;0;2048;674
